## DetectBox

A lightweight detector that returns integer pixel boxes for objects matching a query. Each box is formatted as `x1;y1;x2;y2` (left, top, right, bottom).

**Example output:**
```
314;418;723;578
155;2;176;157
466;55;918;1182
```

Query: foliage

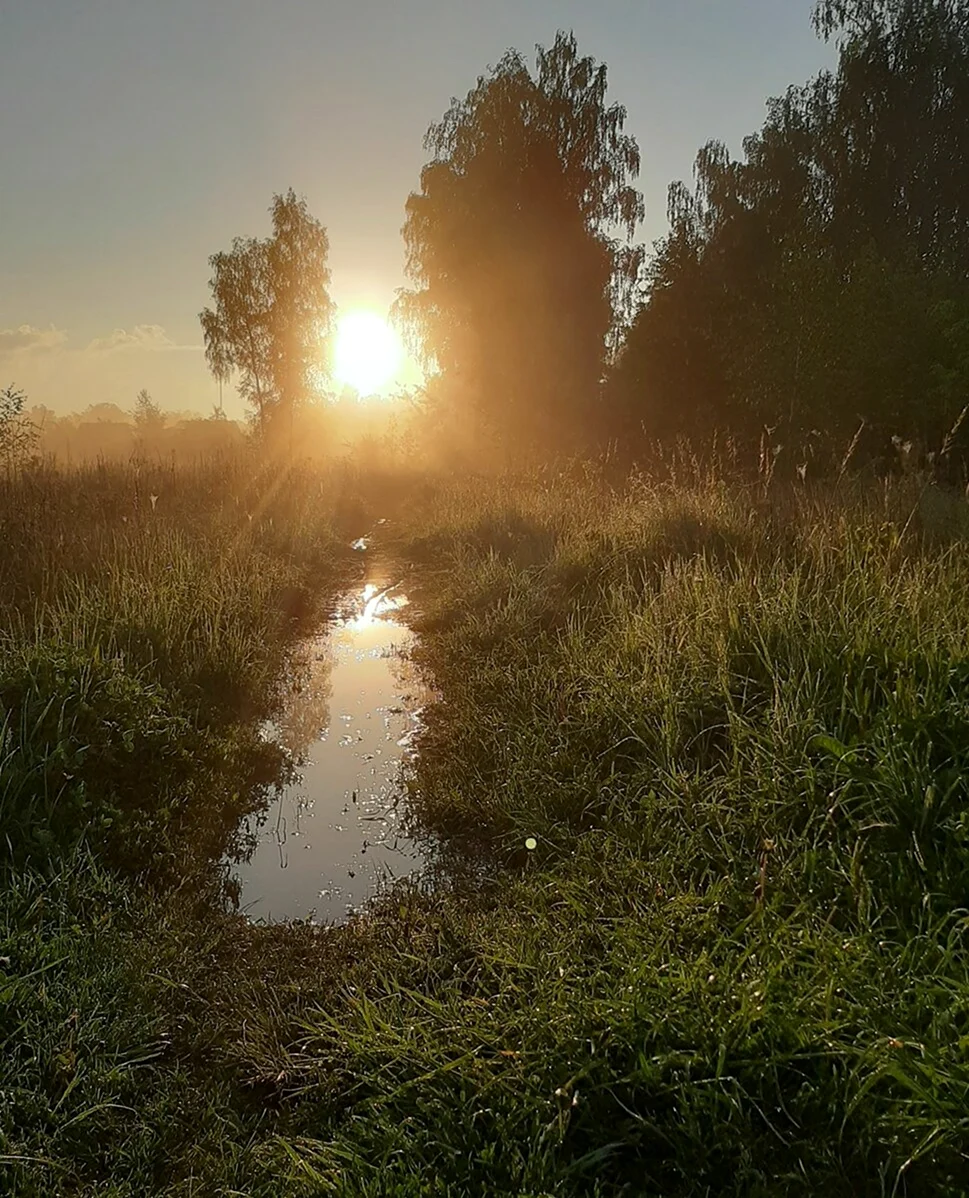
814;0;969;41
611;0;969;461
200;190;335;436
132;387;164;436
396;32;644;457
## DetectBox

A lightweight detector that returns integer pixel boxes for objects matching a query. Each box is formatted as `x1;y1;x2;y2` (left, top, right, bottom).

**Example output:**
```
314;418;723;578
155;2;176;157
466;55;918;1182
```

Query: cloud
0;324;68;355
85;324;179;354
0;323;200;359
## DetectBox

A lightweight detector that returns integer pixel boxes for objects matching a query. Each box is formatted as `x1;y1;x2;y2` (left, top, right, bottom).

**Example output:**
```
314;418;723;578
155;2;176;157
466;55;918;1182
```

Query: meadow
3;451;969;1195
0;452;359;1194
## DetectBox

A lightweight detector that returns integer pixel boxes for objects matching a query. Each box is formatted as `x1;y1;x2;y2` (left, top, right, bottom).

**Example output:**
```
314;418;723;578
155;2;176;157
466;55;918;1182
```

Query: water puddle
229;570;431;925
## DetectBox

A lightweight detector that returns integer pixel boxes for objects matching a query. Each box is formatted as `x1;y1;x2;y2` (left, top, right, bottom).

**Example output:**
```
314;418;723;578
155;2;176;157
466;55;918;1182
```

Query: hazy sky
1;0;833;417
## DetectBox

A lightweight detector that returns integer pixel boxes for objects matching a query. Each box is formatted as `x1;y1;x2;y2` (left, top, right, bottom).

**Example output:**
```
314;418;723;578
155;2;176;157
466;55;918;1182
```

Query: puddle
229;574;431;925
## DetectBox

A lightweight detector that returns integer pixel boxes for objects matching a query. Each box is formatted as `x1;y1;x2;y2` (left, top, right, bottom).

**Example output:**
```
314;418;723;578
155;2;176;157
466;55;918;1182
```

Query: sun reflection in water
232;573;426;925
344;582;409;630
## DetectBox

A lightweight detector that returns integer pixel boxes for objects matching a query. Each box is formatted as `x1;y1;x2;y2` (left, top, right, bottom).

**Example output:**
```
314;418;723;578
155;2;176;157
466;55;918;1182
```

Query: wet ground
230;564;432;924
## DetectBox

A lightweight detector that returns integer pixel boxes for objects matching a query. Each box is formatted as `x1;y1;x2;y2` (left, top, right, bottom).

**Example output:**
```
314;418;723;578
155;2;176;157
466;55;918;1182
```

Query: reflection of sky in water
232;580;429;925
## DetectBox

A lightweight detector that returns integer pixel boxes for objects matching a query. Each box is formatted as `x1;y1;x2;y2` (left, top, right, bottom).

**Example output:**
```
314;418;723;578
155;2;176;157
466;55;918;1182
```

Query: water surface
231;576;429;924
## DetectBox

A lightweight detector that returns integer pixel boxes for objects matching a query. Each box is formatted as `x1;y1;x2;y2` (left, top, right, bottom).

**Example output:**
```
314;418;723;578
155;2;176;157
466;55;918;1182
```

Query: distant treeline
26;403;247;464
22;397;421;467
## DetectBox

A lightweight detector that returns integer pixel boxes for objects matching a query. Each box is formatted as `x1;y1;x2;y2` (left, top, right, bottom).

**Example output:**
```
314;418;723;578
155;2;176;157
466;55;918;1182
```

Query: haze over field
1;0;831;416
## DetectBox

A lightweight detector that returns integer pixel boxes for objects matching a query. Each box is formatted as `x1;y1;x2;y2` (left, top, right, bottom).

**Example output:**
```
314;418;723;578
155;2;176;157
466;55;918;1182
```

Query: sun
333;310;402;396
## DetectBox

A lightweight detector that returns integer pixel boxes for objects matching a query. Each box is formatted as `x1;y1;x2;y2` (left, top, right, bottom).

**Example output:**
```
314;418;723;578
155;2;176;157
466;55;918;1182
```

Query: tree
79;403;131;424
395;31;644;457
132;388;164;434
611;0;969;459
814;0;969;41
200;190;335;437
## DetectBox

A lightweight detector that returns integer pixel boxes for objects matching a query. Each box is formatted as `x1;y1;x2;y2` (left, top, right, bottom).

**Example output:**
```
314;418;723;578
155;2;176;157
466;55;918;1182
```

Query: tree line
201;0;969;472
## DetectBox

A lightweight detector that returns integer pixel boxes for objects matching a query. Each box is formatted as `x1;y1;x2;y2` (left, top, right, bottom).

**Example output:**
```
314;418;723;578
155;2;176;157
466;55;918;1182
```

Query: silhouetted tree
200;191;334;438
396;31;644;457
79;403;131;424
132;388;164;433
611;0;969;461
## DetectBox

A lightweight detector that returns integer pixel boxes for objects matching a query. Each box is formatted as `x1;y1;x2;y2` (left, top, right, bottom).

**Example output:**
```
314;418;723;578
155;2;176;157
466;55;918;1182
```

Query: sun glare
333;310;402;397
343;582;409;630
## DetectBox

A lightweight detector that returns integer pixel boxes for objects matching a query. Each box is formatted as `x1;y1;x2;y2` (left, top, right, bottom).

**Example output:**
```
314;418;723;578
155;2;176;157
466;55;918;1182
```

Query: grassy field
4;456;969;1194
0;453;363;1195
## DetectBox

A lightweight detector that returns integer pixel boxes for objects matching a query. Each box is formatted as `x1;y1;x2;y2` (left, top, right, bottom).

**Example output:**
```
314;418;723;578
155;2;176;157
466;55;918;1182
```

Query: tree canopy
200;191;334;436
610;0;969;461
132;388;164;435
396;31;644;457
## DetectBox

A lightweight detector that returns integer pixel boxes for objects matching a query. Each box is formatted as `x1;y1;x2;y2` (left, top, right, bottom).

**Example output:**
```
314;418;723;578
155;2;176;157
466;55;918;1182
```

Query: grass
0;451;360;1195
0;454;361;870
265;469;969;1195
4;454;969;1194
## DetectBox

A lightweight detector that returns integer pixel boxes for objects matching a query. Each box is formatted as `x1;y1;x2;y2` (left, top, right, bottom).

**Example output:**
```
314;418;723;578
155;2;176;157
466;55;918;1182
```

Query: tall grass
0;453;353;869
0;451;369;1196
262;469;969;1195
6;456;969;1194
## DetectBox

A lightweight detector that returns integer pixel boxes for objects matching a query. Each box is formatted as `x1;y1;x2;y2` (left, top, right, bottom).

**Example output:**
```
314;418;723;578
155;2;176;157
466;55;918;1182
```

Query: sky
0;0;834;419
